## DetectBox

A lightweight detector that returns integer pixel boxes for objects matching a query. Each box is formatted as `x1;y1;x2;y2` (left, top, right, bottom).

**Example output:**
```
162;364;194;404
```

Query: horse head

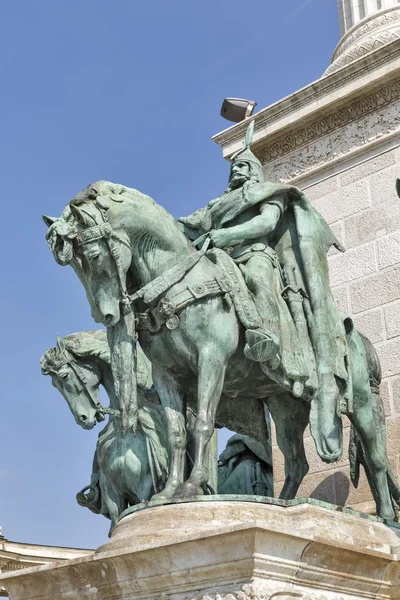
44;180;190;436
69;201;133;328
41;333;107;430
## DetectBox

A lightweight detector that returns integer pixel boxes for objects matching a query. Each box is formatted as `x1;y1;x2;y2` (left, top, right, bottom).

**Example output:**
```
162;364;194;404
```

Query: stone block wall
272;145;400;512
213;40;400;512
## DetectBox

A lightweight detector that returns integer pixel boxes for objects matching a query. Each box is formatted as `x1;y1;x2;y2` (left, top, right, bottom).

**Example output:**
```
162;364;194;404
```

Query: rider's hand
210;229;232;248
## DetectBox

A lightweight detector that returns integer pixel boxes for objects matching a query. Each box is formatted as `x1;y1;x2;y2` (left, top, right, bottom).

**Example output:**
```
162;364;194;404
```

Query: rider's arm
211;197;286;247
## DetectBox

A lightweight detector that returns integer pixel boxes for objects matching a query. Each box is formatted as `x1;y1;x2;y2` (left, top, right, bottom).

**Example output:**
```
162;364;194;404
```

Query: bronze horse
45;181;400;520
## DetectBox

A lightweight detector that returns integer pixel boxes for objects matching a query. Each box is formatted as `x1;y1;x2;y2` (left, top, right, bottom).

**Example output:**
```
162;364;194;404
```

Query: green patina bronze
42;122;400;521
41;330;273;533
41;331;168;533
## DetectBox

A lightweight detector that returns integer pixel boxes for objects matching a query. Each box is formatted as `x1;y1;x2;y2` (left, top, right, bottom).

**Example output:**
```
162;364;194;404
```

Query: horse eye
60;372;69;380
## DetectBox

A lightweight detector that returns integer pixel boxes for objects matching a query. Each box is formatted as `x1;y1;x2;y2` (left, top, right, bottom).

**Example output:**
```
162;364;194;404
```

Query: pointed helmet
229;120;264;183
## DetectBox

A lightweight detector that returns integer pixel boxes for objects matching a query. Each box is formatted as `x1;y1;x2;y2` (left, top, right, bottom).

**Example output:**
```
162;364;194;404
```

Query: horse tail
349;333;400;510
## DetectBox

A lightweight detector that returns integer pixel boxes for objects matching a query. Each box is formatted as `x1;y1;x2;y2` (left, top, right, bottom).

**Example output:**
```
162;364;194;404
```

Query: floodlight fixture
220;98;257;123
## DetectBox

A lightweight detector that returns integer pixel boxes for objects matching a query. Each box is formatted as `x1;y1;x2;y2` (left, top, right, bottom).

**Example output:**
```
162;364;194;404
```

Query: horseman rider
178;121;349;464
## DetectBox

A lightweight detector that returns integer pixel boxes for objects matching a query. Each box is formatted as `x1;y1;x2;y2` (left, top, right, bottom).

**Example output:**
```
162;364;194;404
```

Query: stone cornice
212;40;400;163
259;78;400;169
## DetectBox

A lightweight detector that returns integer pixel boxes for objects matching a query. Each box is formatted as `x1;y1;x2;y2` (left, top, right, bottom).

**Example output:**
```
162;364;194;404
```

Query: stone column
328;0;400;74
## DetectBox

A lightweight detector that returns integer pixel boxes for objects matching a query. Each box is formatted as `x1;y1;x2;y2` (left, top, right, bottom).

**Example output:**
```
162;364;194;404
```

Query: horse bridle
73;202;212;323
74;206;133;317
53;347;120;419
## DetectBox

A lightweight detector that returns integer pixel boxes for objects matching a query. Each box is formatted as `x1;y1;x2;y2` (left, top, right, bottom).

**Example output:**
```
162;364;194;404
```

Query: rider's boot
244;329;280;369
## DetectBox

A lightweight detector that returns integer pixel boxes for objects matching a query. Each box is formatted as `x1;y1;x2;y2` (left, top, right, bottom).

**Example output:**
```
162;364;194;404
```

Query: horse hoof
380;509;396;522
151;485;179;502
173;481;204;501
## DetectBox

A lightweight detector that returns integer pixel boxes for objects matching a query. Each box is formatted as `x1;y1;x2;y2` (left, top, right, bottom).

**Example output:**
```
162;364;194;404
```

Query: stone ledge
213;41;400;161
1;500;400;600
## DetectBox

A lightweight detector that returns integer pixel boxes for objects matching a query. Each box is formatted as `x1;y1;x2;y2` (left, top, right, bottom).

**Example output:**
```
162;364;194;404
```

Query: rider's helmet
228;120;264;185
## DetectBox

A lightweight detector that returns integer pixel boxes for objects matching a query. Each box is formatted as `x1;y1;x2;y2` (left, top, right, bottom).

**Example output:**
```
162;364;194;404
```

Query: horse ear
43;215;58;227
55;335;66;356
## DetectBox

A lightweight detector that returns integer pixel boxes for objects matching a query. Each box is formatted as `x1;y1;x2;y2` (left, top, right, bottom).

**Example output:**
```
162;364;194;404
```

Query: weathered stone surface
332;285;350;313
305;175;339;201
377;231;400;270
384;301;400;339
350;266;400;313
343;199;400;249
3;501;399;600
340;151;397;186
328;220;345;256
353;308;385;344
328;242;377;287
295;469;340;503
369;162;400;205
391;376;400;415
385;417;400;461
377;338;400;378
313;180;370;225
381;379;392;417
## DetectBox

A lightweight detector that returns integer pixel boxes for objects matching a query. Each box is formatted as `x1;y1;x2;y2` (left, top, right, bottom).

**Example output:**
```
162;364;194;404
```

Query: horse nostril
80;414;87;422
104;314;114;325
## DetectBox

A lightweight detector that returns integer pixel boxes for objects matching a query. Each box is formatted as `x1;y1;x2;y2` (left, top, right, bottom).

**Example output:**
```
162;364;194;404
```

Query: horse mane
62;330;110;362
70;180;173;222
41;329;153;389
40;330;109;375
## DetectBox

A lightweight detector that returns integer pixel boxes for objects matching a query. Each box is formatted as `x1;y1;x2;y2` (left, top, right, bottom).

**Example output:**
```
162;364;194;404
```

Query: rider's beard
229;174;249;190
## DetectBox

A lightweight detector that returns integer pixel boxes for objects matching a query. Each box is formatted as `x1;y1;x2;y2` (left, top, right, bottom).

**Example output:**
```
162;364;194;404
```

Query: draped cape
179;182;354;412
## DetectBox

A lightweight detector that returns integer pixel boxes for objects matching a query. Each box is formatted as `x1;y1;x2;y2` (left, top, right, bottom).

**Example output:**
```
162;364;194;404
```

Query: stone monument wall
213;34;400;512
282;142;400;513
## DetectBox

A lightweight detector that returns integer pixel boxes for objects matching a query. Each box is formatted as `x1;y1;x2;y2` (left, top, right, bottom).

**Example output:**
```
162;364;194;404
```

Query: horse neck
112;195;194;286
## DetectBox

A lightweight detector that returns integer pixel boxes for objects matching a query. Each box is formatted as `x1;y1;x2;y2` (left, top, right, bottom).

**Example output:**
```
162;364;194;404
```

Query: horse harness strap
136;275;232;332
75;207;132;317
69;361;121;417
129;236;212;306
54;347;121;418
76;203;217;322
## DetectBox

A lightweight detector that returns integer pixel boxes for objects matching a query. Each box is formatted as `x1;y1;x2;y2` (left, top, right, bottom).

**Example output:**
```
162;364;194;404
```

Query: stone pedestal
2;498;400;600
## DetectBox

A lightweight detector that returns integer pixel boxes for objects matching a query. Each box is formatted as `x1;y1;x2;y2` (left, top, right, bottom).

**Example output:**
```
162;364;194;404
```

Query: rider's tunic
180;187;310;384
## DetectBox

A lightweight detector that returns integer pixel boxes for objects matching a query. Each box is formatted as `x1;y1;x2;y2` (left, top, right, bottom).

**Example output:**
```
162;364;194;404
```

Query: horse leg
348;330;395;520
151;369;187;500
349;393;395;520
173;346;226;499
266;394;309;500
100;475;125;537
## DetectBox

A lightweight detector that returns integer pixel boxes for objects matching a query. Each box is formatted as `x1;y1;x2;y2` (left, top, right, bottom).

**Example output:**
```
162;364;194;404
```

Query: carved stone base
2;499;400;600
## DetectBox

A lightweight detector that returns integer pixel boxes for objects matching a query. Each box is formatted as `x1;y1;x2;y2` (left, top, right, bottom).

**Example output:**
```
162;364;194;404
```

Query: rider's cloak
179;181;366;417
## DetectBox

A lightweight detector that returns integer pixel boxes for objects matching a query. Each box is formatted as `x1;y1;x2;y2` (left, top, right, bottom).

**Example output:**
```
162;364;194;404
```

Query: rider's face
230;161;250;188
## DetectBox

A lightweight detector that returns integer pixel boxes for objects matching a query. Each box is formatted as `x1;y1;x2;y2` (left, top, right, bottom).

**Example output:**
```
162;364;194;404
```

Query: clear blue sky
0;0;339;550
